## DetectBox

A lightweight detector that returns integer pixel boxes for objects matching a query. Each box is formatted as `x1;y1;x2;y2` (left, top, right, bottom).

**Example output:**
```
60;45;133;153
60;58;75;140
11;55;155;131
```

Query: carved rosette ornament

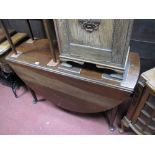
78;19;101;33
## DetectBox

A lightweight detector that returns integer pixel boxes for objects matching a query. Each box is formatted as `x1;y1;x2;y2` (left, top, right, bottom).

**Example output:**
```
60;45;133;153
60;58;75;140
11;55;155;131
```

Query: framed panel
54;19;133;70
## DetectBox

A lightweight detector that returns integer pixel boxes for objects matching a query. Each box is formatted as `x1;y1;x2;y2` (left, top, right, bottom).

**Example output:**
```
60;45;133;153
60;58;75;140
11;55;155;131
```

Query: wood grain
6;39;140;113
54;19;134;71
68;19;114;49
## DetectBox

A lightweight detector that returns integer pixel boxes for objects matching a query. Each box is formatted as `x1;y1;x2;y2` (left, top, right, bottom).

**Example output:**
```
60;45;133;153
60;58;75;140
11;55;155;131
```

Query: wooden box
54;19;133;74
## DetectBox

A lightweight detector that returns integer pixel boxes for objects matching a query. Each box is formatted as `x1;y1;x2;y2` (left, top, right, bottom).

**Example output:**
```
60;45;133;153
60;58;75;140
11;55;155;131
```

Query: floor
0;83;134;135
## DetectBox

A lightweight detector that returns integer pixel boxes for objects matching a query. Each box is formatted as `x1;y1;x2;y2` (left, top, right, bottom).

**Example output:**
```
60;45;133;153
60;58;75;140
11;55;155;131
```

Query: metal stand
0;70;27;98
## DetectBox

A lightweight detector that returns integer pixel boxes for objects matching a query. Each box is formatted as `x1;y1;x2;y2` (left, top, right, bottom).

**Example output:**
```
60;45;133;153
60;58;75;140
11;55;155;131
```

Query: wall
130;19;155;73
3;19;46;39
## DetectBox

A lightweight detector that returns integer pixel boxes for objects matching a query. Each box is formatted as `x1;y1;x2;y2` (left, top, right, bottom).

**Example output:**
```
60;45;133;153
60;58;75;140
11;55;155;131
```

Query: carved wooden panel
68;19;114;50
54;19;133;70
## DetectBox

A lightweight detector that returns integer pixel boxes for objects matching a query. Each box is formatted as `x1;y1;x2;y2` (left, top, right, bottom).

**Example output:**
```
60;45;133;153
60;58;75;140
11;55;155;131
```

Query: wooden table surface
6;39;140;113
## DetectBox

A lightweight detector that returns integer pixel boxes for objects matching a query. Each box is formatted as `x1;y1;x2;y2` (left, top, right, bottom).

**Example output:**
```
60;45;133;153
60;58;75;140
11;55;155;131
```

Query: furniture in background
0;20;45;102
0;20;28;97
121;68;155;134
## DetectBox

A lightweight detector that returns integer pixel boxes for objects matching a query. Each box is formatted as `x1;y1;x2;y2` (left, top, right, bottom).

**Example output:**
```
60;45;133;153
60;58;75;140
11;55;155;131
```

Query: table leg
29;88;46;104
106;106;118;132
